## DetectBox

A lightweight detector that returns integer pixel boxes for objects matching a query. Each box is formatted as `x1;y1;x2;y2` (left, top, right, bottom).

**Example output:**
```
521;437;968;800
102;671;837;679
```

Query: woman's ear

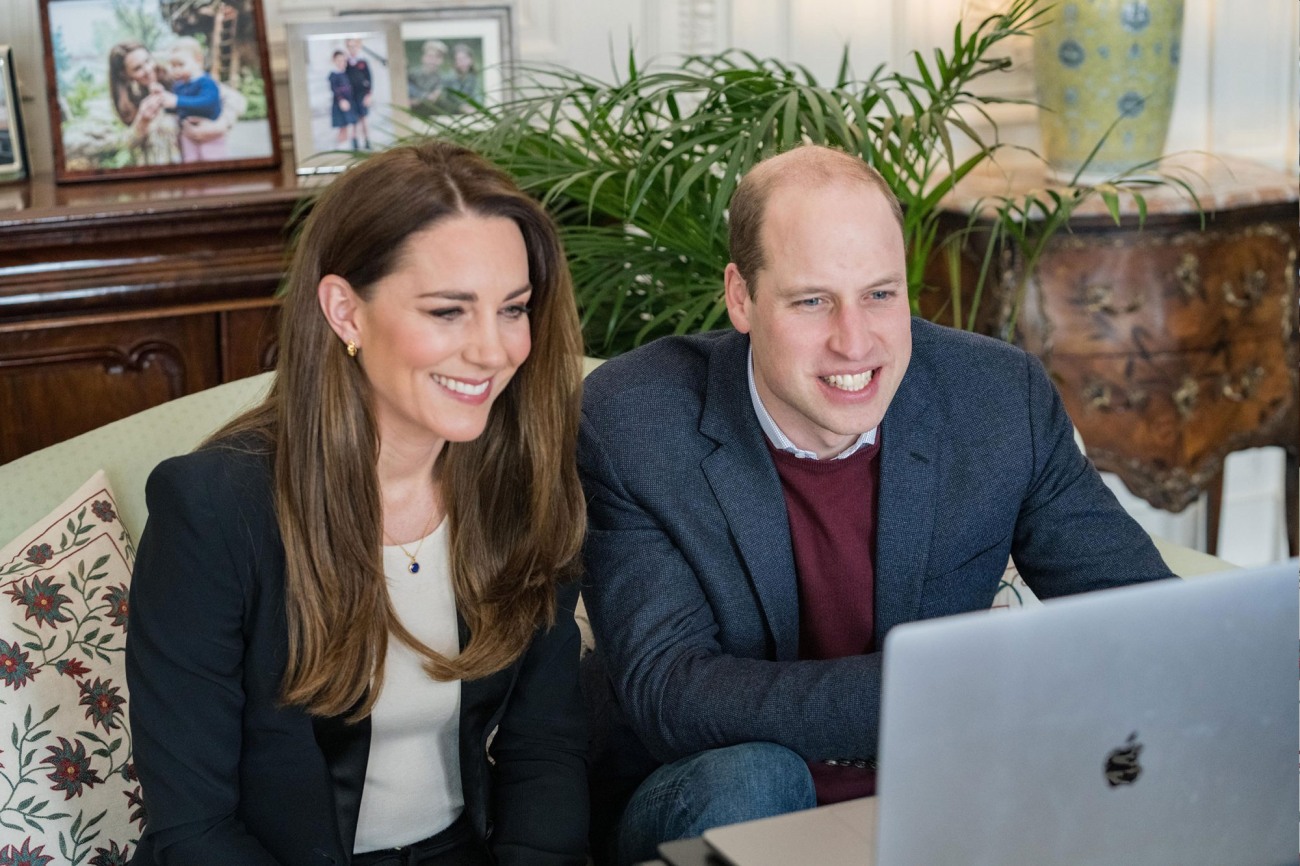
318;274;364;349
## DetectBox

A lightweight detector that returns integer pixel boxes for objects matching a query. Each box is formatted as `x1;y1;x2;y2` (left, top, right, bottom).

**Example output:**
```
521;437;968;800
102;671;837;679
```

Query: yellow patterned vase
1033;0;1185;180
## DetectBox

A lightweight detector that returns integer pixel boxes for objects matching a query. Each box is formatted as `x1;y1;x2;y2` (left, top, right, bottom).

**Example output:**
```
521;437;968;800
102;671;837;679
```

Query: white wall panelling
1207;0;1295;167
729;0;792;64
511;0;561;60
7;1;1296;170
1165;0;1212;156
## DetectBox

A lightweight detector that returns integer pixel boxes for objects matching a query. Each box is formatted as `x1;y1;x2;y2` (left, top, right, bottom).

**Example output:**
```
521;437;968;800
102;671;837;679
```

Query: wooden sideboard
0;167;310;464
923;155;1298;555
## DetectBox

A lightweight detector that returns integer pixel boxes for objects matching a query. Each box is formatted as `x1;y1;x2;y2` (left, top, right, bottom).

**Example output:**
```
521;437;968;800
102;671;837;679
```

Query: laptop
698;560;1298;866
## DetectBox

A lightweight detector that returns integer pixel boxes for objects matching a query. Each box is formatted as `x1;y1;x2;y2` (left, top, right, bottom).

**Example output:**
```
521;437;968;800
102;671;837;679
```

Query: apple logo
1104;731;1143;787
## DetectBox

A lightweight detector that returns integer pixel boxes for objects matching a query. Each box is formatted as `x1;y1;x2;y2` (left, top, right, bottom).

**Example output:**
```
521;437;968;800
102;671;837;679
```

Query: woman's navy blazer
126;441;588;866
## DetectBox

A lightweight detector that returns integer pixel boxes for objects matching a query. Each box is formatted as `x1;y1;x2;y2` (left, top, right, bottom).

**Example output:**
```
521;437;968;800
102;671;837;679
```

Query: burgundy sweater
768;438;881;804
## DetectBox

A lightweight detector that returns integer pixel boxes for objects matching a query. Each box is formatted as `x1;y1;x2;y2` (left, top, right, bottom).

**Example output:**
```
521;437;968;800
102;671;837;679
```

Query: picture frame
284;19;400;176
0;46;29;182
391;6;513;120
38;0;281;183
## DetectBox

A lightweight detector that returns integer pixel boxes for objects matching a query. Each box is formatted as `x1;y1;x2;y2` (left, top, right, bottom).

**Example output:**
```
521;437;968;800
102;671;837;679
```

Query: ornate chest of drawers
927;156;1297;554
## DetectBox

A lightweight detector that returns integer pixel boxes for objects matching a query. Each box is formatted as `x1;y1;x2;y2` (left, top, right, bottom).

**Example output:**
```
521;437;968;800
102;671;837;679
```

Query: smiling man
578;145;1172;866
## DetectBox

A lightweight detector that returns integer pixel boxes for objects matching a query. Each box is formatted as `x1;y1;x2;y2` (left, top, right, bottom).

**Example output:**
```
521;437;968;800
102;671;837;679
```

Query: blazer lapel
312;703;371;858
456;611;512;840
312;617;498;856
699;332;801;661
875;343;939;641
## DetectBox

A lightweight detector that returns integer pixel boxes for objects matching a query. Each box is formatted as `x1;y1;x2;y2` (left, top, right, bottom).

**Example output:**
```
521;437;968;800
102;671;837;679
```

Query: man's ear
317;274;363;348
723;263;753;334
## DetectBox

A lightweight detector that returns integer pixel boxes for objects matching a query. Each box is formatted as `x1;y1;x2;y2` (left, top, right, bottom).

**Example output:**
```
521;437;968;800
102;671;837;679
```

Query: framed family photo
284;20;398;175
393;6;512;120
0;45;28;182
285;6;512;173
38;0;281;183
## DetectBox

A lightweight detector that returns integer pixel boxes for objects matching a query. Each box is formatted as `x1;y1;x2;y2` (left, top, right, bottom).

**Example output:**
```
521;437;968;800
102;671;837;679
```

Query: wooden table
923;155;1298;556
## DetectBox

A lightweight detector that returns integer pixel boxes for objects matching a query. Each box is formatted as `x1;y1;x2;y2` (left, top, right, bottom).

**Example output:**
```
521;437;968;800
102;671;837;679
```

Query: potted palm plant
411;0;1192;356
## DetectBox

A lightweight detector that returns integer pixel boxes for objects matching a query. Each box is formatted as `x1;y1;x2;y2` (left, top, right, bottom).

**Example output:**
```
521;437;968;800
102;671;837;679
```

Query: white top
353;521;464;853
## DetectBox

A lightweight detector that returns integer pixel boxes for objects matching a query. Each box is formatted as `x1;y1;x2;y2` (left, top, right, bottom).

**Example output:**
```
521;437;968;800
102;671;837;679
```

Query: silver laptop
700;560;1298;866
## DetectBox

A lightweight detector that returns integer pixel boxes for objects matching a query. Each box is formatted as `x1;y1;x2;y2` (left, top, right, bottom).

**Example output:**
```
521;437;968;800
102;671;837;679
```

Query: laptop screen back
875;561;1297;866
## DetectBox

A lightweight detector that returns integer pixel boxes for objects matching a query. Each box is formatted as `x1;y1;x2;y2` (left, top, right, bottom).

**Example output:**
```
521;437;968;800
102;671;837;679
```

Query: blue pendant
408;561;420;574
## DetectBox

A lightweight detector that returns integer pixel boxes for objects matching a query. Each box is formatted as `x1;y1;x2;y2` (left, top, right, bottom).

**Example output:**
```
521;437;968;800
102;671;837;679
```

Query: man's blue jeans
613;742;816;866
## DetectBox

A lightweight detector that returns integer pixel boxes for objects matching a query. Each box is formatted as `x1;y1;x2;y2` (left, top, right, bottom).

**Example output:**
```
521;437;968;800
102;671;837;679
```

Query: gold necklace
384;509;438;574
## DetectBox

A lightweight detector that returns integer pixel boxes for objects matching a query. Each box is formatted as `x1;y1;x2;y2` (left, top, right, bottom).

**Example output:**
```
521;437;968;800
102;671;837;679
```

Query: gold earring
346;340;358;358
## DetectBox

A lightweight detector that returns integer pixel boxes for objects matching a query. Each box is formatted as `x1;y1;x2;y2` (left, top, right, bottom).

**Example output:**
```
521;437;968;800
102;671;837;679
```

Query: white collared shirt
747;347;877;461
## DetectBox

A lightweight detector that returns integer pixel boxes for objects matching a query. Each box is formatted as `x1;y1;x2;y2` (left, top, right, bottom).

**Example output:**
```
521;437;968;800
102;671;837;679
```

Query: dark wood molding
0;169;301;462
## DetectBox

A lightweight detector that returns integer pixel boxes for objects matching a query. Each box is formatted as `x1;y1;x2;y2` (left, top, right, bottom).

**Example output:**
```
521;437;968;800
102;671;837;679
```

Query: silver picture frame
0;45;28;182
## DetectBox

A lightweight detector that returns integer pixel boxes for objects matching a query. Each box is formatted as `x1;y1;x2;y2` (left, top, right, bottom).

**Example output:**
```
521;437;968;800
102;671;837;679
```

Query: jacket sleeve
578;416;882;765
488;580;590;865
1010;353;1174;594
126;455;284;865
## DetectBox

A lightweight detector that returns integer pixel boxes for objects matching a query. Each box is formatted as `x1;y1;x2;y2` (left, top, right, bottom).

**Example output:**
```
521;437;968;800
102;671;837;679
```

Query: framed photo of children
0;45;28;182
379;6;513;121
284;20;399;176
38;0;281;183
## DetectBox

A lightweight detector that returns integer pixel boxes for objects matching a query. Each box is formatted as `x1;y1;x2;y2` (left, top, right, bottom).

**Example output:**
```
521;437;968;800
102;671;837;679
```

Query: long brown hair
214;141;586;719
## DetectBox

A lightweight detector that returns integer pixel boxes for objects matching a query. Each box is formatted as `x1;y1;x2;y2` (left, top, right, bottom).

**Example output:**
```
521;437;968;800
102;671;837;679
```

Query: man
578;145;1173;866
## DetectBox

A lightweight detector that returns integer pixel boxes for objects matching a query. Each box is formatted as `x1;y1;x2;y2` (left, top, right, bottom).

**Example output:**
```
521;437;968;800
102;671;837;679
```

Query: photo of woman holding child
107;41;243;166
41;0;279;182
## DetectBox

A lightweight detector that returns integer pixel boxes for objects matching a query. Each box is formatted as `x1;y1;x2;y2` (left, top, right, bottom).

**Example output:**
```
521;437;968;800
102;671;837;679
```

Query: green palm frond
401;0;1179;356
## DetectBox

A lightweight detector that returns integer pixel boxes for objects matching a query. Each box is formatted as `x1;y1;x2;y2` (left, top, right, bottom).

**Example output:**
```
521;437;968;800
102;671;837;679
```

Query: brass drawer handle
1083;380;1148;412
1221;366;1265;401
1084;284;1143;315
1175;254;1200;298
1223;270;1267;308
1172;376;1199;419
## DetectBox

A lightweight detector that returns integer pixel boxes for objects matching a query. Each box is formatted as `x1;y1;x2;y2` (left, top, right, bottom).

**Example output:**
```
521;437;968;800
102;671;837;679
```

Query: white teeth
433;374;489;396
822;371;874;392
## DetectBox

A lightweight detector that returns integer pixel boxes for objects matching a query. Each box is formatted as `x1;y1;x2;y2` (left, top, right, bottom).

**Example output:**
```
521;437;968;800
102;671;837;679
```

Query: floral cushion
0;470;142;866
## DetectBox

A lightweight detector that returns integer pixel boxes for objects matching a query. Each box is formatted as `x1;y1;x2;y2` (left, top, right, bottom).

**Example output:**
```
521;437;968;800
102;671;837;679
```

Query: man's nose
827;306;873;359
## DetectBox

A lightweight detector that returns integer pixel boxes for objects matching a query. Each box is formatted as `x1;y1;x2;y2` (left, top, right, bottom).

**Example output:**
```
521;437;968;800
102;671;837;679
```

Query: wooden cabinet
924;155;1298;555
0;167;305;464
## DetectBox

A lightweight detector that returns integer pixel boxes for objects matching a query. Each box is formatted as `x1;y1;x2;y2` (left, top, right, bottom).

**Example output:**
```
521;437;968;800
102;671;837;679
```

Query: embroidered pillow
0;470;143;865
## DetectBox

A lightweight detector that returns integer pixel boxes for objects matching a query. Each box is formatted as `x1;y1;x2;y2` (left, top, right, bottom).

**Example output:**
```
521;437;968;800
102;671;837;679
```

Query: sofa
0;366;1230;861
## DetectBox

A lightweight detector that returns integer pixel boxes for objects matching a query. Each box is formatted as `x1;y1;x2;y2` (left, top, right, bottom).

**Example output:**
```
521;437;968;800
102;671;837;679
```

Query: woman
107;41;243;164
127;141;589;865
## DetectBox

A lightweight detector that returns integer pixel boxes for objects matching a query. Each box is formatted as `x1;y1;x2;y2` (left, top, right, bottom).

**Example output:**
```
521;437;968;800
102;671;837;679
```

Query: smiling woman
125;140;589;865
318;214;534;452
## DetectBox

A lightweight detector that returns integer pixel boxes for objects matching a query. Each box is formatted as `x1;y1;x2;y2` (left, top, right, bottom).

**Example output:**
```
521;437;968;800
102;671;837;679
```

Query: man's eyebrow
775;274;905;295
